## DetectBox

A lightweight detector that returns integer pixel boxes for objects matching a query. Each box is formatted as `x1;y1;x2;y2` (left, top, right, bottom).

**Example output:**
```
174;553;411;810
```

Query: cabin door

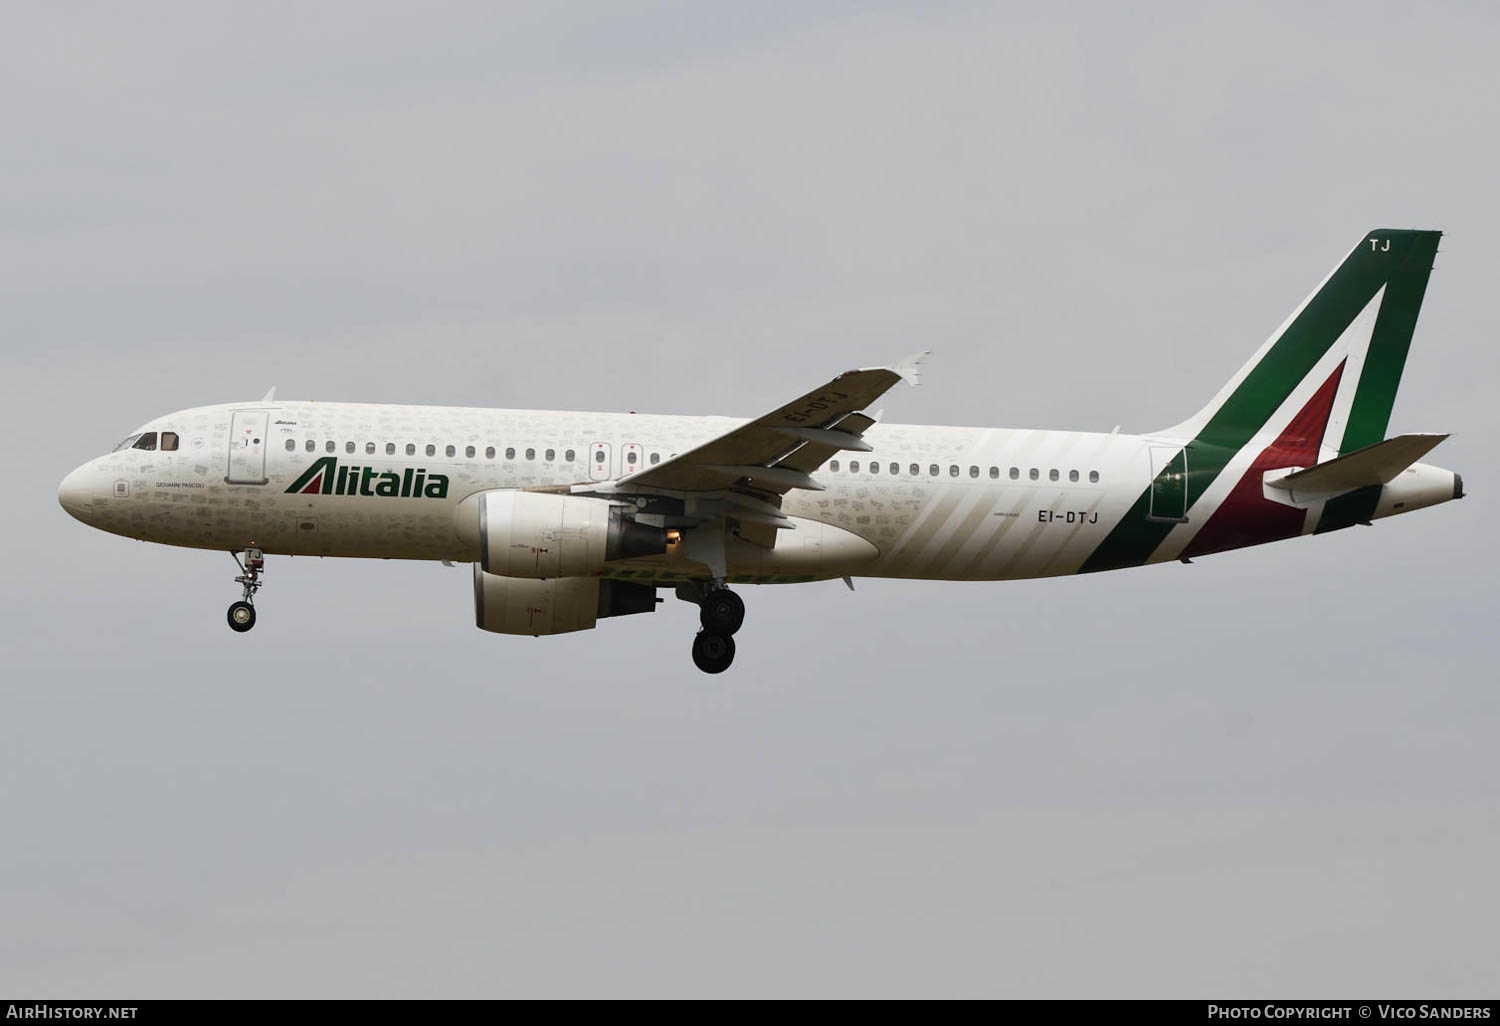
1147;446;1189;523
227;411;270;485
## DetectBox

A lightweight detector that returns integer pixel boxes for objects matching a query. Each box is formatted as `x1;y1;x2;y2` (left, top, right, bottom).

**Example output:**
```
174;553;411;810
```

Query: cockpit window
132;432;158;451
160;432;179;451
112;434;142;452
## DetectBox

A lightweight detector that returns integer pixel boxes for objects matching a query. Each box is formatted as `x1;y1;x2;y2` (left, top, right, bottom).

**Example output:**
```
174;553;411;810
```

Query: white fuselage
58;399;1458;585
58;400;1153;582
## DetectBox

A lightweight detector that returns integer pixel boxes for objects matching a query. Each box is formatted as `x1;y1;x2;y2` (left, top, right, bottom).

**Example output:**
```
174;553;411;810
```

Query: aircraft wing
612;353;927;498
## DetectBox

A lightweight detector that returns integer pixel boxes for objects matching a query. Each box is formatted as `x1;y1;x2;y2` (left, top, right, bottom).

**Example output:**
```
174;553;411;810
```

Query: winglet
891;351;930;387
261;386;277;402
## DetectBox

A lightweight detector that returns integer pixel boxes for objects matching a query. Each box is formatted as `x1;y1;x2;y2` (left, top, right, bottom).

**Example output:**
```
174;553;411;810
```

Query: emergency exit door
227;411;270;485
589;442;612;481
620;443;643;478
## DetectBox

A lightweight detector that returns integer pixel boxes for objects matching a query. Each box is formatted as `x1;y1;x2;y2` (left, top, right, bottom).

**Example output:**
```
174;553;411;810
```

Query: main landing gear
686;584;745;674
228;548;265;633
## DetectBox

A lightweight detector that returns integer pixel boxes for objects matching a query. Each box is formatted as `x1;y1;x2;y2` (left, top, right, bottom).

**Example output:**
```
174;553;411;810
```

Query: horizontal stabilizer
1266;433;1448;495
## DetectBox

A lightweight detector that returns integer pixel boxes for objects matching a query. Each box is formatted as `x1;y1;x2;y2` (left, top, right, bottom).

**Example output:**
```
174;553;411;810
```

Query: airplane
58;229;1462;673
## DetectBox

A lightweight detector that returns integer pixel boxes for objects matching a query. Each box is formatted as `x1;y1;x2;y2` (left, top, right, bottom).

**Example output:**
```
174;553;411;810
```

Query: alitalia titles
285;456;449;499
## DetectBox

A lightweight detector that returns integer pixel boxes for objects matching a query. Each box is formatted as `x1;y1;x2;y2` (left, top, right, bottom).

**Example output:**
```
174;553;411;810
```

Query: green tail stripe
1080;230;1440;574
1339;241;1439;452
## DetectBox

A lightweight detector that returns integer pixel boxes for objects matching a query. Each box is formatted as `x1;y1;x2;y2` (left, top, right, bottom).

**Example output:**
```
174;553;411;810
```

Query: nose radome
58;464;95;523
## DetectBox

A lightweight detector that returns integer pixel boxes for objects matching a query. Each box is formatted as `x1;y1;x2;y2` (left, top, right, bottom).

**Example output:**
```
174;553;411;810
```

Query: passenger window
486;446;495;459
850;461;860;473
426;444;436;457
366;442;376;455
526;448;535;461
949;465;959;477
160;432;179;451
1010;467;1019;480
910;463;919;476
507;447;517;460
1090;471;1100;483
830;460;840;472
1029;468;1039;480
1069;469;1079;483
285;439;295;451
345;441;355;454
650;453;659;465
1049;469;1059;482
929;464;939;476
890;462;899;475
552;449;561;462
305;439;315;452
969;466;979;478
594;450;604;463
444;445;455;457
386;443;396;456
567;449;576;462
133;432;157;451
989;467;999;479
870;462;879;475
326;441;335;453
406;444;416;456
466;445;476;458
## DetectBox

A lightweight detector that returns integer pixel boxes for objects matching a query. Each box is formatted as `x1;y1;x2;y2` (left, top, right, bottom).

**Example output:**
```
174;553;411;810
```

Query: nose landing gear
228;548;264;633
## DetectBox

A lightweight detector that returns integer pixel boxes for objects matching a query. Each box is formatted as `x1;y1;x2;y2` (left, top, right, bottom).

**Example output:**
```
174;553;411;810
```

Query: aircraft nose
58;464;95;523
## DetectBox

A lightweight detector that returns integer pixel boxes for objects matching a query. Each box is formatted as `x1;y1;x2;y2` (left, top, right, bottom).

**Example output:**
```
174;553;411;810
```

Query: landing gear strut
682;582;744;673
228;548;264;633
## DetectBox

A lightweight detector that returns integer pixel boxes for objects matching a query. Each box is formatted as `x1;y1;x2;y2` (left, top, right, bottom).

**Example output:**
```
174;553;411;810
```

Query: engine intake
472;570;658;635
455;490;667;578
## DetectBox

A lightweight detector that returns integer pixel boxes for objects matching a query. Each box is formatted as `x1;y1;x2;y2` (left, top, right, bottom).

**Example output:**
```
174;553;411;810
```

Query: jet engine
455;490;667;578
472;569;658;635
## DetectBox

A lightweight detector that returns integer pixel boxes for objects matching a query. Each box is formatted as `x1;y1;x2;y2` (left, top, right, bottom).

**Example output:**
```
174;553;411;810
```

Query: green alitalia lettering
285;456;336;495
284;458;448;500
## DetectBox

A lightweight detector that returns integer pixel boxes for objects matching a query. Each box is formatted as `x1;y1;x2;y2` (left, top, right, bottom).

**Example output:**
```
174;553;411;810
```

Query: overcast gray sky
3;1;1497;998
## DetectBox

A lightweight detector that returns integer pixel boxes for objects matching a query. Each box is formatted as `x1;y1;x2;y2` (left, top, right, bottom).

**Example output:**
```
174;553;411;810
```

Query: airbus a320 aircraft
59;230;1462;673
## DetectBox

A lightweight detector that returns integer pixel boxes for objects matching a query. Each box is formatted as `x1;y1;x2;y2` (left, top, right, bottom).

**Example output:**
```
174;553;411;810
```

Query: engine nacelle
455;490;666;578
472;568;658;636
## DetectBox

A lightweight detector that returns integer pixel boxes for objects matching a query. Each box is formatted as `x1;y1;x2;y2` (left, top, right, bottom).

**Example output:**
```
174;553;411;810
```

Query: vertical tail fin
1159;229;1441;454
1082;230;1441;574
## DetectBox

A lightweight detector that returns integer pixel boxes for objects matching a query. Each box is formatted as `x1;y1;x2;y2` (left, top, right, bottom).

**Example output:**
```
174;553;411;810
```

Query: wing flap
614;364;917;496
